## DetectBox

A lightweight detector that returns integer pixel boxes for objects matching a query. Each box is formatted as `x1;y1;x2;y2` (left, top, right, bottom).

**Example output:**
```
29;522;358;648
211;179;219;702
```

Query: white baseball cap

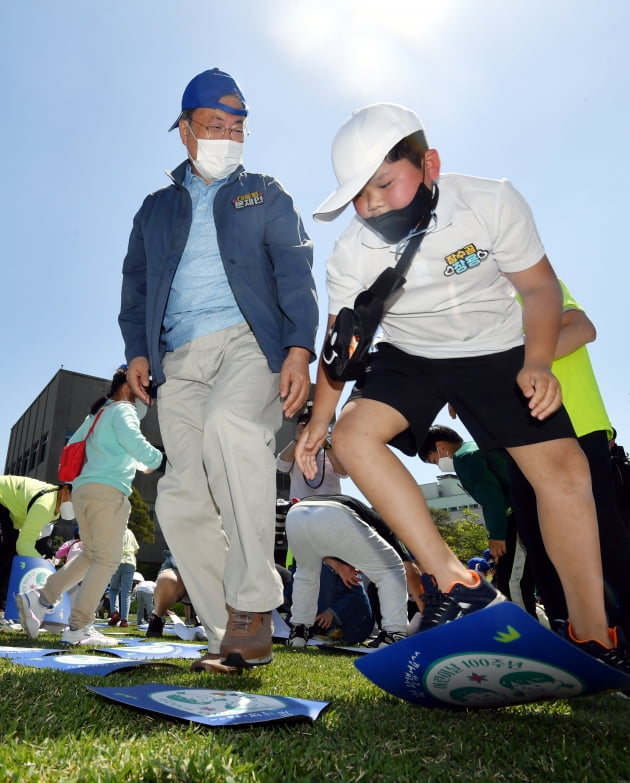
313;102;424;222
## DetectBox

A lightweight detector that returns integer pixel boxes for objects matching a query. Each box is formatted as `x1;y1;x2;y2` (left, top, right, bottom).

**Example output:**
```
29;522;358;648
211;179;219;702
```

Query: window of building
22;450;30;474
39;433;48;463
29;444;38;470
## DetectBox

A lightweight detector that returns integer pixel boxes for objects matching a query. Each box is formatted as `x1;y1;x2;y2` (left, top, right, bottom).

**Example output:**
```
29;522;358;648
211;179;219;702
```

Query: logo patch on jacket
233;191;264;209
443;243;488;276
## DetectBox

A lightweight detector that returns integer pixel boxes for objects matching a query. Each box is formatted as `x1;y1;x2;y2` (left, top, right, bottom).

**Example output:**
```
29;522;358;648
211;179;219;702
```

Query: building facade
419;474;485;524
4;368;298;570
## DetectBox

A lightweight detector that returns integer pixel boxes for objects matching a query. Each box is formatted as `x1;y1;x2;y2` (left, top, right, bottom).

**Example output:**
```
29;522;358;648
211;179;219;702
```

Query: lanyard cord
303;449;326;490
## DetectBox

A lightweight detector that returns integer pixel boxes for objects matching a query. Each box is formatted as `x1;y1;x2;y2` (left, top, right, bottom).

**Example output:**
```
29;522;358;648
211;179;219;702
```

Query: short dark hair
90;367;128;415
386;130;429;170
418;424;464;462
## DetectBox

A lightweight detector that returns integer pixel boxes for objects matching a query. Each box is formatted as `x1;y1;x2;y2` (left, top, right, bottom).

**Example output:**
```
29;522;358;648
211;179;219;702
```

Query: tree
128;485;155;543
429;507;451;526
433;507;487;564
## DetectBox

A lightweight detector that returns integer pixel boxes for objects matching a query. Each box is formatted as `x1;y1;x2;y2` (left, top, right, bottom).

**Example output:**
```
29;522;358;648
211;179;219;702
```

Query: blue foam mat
355;602;630;709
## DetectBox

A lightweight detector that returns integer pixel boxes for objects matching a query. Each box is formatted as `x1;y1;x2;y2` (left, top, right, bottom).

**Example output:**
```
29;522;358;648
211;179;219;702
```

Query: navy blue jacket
119;161;318;385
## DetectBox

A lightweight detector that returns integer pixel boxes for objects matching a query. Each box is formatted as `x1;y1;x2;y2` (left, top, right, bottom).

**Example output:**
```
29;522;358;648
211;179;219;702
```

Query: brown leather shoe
219;607;273;668
190;652;240;675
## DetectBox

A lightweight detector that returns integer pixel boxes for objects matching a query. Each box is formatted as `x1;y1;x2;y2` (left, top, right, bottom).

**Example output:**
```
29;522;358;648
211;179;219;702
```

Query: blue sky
1;0;629;493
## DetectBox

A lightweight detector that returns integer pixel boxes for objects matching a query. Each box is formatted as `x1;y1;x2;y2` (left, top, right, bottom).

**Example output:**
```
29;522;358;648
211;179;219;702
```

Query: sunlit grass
0;626;628;782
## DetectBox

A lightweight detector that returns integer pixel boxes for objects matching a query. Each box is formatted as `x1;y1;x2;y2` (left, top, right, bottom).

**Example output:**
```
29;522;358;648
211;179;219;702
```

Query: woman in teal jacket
17;366;163;646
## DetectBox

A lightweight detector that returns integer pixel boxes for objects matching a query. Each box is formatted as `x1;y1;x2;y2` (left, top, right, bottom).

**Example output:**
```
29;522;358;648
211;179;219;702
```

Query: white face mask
190;137;243;181
437;456;455;473
60;501;76;520
135;399;149;421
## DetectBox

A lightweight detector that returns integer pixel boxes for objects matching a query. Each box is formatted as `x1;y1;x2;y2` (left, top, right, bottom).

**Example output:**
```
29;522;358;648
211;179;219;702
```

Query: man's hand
488;539;507;560
279;347;311;418
127;357;152;404
334;562;362;589
315;609;335;630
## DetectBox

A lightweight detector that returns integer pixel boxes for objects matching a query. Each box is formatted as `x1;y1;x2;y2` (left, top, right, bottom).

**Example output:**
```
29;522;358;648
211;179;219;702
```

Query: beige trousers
41;483;129;629
156;324;284;652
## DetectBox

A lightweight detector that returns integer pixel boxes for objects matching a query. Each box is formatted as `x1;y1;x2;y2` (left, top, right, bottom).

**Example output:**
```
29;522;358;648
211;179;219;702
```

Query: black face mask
362;181;438;245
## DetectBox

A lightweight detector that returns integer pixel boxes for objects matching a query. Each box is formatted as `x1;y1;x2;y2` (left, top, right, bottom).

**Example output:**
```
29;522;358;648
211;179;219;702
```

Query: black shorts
351;343;575;456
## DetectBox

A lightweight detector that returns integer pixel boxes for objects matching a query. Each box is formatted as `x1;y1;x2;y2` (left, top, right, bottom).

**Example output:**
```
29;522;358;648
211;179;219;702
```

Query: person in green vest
507;280;630;635
0;476;73;610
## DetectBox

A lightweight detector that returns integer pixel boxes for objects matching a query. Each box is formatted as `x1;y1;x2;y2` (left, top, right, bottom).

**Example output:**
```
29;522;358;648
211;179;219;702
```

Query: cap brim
168;113;182;132
313;103;425;222
313;163;381;223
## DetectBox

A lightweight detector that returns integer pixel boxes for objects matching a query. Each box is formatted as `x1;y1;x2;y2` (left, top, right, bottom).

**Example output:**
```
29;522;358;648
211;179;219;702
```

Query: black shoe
366;630;407;648
561;623;630;675
419;571;506;632
286;624;311;649
146;614;164;638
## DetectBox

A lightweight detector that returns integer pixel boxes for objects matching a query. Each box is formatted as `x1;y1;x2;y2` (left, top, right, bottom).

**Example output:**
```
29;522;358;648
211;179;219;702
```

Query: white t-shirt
326;173;546;359
134;580;156;595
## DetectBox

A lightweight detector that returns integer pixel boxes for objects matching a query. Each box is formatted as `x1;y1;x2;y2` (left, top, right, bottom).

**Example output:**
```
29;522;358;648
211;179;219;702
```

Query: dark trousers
0;506;19;611
317;563;374;645
494;511;537;617
508;430;630;635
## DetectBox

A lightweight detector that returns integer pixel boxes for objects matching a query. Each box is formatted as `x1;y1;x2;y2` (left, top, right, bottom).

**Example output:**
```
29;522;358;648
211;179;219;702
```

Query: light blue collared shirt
161;165;244;352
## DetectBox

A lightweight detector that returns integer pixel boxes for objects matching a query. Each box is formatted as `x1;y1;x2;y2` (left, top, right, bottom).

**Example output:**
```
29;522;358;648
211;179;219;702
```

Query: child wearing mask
296;102;630;674
17;365;163;646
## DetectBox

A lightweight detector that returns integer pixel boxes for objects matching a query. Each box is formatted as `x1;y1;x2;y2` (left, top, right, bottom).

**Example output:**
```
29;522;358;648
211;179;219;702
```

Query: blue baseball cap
468;557;491;574
168;68;248;131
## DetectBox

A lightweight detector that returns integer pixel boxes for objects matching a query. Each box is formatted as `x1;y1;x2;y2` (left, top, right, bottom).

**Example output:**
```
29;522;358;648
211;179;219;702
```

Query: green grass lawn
0;625;629;783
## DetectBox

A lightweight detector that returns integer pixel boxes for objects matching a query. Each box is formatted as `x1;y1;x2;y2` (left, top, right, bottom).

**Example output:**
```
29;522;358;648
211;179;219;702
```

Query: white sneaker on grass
60;625;119;647
17;590;53;639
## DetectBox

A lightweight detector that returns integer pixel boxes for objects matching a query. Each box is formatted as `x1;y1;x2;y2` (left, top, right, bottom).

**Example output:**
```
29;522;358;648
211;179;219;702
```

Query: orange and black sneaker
219;607;273;668
562;623;630;675
418;571;506;632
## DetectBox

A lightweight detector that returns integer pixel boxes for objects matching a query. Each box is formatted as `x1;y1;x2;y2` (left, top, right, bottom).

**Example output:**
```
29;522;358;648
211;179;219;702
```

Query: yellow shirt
0;476;60;557
552;281;612;439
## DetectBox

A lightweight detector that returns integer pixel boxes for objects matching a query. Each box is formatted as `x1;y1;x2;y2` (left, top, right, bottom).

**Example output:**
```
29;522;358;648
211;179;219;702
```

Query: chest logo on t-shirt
232;191;264;209
443;243;488;276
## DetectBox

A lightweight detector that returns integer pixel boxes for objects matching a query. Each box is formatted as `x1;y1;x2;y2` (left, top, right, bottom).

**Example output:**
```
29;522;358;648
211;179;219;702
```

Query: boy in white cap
119;69;318;670
296;102;630;674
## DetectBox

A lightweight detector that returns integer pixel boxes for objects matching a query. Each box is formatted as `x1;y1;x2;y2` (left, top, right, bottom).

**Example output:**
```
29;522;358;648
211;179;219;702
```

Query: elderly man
119;68;318;671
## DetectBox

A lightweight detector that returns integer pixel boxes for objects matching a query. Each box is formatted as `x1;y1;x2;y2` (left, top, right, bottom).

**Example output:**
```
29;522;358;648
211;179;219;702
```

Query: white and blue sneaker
16;590;53;639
